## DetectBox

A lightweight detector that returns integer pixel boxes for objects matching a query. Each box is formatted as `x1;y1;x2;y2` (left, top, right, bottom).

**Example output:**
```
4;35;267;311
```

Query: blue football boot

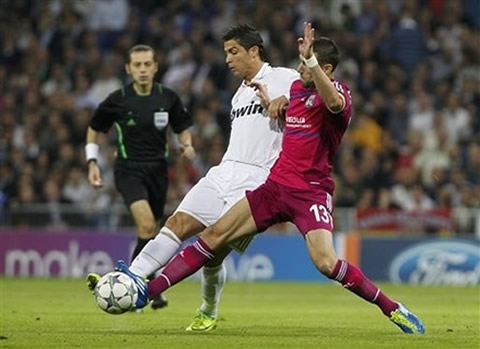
390;303;425;334
115;260;149;309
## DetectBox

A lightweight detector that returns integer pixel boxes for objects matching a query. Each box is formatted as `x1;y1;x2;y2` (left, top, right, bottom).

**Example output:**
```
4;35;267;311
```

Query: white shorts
175;160;269;252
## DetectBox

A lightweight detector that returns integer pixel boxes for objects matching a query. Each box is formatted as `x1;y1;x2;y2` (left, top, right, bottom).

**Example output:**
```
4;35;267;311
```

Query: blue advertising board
220;235;328;282
360;237;480;285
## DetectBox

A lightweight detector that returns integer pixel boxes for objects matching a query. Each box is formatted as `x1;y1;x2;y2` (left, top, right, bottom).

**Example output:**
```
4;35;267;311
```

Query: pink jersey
269;79;353;192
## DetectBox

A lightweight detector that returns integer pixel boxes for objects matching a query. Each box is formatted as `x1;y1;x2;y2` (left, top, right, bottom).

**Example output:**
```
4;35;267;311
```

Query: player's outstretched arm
298;22;344;113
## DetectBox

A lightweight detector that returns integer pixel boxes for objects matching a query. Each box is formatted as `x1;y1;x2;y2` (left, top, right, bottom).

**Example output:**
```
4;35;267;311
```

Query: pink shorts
245;178;334;235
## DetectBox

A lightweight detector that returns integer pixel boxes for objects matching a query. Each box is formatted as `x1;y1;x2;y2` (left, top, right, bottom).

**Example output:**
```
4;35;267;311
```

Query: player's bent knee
313;255;337;277
165;214;187;239
165;212;203;241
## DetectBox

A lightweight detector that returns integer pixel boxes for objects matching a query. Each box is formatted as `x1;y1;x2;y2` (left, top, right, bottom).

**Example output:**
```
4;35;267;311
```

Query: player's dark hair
127;44;157;63
314;37;340;71
222;24;266;61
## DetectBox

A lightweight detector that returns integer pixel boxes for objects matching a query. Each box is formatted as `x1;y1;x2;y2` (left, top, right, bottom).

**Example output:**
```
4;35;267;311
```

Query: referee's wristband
303;54;319;68
85;143;99;163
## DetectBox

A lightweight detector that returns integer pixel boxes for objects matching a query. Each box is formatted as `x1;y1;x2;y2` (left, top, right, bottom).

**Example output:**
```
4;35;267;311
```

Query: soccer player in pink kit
117;22;425;334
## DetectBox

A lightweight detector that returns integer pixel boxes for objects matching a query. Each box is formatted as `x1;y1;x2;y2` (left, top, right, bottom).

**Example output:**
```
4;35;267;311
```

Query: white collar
241;62;271;87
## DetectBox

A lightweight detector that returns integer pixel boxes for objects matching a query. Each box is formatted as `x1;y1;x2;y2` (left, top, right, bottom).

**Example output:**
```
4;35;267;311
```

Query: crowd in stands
0;0;479;231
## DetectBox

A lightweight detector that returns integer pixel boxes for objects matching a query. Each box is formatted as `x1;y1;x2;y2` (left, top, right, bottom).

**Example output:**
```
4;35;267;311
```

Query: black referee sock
131;238;151;264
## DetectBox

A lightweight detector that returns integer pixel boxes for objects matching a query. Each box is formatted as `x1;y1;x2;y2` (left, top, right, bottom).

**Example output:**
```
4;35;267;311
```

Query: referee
85;44;195;309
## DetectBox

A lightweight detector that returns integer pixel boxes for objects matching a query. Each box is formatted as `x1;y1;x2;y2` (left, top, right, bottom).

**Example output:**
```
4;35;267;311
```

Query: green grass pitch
1;278;479;348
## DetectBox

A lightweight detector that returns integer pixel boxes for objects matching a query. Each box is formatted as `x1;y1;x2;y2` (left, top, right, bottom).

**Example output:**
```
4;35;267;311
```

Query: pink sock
148;238;215;300
330;259;398;316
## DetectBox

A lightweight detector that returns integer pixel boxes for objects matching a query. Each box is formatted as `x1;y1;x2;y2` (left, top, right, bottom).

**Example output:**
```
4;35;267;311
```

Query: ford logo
389;240;480;285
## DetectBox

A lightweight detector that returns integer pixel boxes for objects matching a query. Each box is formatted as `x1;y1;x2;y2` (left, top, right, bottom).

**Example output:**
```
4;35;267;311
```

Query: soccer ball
94;271;138;314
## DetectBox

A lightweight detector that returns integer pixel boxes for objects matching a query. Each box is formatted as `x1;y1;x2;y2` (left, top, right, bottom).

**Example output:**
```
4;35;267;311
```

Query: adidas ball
94;271;138;314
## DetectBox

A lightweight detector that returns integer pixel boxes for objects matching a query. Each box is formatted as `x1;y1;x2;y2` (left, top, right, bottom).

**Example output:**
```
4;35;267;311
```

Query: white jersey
221;63;299;170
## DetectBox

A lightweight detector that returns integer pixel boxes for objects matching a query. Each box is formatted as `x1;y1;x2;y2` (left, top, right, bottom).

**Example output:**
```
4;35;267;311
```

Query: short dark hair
314;37;340;71
222;24;266;61
127;44;157;63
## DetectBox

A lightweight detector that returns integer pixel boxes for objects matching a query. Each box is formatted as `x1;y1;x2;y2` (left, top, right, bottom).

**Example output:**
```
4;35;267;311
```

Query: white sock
130;227;181;277
199;263;226;317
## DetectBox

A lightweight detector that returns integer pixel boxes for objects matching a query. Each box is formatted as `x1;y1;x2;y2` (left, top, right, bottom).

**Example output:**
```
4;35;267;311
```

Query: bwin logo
389;240;480;285
230;102;264;120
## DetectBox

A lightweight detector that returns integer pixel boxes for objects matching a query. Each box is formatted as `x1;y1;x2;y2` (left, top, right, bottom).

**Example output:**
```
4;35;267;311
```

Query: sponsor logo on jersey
285;116;306;124
230;102;264;121
305;95;316;108
388;240;480;285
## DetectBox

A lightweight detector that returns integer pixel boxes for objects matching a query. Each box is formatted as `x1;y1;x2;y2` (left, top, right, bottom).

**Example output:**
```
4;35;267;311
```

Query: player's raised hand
298;21;315;59
88;162;103;188
248;81;270;110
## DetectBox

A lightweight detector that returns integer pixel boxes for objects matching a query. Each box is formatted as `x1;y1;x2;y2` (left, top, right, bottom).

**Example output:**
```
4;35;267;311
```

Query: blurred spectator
41;179;69;229
86;63;122;107
387;94;409;145
408;90;434;134
465;143;480;185
441;92;472;144
62;167;93;204
348;112;383;153
413;113;451;186
389;10;427;73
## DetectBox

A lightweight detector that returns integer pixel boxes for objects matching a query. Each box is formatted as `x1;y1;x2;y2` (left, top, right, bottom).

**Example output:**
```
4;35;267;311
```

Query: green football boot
86;273;101;294
186;309;218;332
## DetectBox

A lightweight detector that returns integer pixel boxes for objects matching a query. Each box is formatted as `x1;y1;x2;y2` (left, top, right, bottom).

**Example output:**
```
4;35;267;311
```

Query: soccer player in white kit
90;24;298;331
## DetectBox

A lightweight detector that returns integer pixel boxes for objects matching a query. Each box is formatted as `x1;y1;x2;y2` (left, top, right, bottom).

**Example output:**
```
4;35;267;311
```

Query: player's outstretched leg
329;259;425;334
86;273;101;293
306;230;425;334
115;260;149;309
389;303;425;334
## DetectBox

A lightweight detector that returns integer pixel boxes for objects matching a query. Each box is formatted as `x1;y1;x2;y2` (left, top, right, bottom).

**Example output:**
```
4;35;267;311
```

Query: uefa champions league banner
0;230;359;281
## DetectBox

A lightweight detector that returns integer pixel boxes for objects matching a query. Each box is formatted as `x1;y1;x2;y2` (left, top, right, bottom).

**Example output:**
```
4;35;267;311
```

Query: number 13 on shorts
308;193;333;230
309;204;332;222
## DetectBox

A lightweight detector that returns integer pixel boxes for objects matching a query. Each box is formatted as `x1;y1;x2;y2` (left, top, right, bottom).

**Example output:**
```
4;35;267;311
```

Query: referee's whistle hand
181;145;196;160
91;179;103;188
88;165;103;188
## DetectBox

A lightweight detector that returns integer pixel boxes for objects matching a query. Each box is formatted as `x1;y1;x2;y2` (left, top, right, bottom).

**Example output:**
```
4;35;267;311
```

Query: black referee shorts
114;160;168;220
